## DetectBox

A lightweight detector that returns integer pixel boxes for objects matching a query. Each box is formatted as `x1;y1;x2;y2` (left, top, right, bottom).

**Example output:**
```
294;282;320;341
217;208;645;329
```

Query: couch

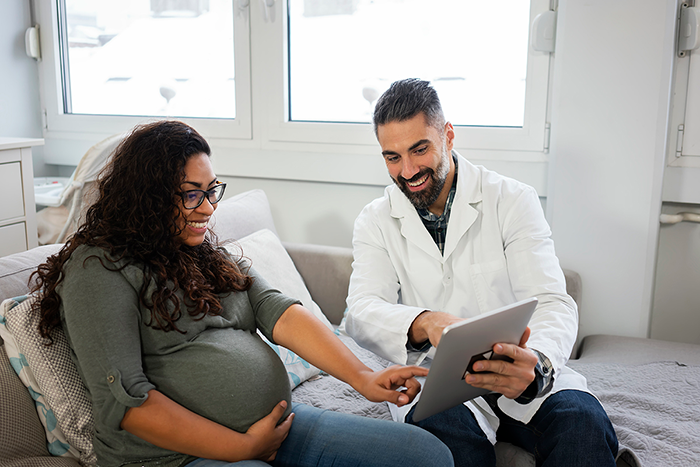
1;189;699;467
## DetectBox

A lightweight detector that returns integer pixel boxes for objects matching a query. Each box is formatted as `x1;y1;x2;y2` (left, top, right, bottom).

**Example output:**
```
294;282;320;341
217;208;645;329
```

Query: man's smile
407;173;429;189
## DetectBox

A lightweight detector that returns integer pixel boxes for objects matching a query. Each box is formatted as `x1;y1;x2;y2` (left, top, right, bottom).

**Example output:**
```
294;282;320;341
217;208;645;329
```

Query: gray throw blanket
292;334;393;420
568;360;700;467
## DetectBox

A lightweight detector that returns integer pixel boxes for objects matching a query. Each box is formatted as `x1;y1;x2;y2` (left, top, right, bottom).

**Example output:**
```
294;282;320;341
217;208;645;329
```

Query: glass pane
288;0;530;127
63;0;235;119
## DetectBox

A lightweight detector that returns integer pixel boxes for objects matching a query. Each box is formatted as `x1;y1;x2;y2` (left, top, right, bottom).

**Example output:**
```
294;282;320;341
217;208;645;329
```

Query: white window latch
260;0;276;23
25;26;41;61
679;5;700;57
235;0;250;20
531;10;557;53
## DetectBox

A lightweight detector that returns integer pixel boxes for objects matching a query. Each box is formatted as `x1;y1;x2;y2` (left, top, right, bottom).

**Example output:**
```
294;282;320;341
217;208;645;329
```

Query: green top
58;245;299;467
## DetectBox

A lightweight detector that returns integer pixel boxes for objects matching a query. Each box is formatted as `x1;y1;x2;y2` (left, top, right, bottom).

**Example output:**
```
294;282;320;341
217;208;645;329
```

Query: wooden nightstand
0;137;44;257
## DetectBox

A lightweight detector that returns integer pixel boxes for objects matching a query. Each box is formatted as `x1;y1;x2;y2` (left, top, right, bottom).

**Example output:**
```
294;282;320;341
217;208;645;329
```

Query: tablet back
411;297;538;422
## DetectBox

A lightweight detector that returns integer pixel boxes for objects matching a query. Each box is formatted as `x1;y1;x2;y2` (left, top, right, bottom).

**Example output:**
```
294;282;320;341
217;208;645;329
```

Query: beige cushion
0;244;63;305
283;242;353;326
211;189;278;242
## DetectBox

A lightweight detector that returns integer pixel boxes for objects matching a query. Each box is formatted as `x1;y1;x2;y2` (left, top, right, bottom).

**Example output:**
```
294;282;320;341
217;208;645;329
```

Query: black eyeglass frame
179;182;227;210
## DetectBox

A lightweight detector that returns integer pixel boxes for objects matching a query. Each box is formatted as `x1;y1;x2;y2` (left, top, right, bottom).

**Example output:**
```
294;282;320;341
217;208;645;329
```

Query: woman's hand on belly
244;400;295;462
121;390;293;462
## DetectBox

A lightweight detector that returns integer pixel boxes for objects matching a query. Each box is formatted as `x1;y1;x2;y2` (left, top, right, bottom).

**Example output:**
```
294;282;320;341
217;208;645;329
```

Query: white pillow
0;294;96;465
229;229;333;388
232;228;333;330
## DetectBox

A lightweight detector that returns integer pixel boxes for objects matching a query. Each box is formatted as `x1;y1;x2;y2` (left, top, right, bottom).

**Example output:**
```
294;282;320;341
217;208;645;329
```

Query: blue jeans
405;390;618;467
185;402;454;467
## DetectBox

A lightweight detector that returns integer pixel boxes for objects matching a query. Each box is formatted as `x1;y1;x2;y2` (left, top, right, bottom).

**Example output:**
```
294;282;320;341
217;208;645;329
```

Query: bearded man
341;78;618;467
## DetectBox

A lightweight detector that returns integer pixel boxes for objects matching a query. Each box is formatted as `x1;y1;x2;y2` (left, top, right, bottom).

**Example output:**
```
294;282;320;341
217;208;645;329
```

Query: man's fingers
486;343;517;365
519;326;531;347
492;341;531;362
466;342;538;399
465;371;529;397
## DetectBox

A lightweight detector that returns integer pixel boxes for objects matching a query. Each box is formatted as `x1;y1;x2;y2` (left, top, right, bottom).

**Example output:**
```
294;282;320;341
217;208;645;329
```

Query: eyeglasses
179;182;227;209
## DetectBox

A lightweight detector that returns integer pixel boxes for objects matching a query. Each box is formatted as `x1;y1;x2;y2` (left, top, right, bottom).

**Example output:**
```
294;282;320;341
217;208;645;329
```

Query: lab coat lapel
443;152;481;260
388;188;443;262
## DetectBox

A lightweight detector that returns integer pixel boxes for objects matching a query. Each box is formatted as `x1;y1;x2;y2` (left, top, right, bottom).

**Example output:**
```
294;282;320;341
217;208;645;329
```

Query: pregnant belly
143;327;292;432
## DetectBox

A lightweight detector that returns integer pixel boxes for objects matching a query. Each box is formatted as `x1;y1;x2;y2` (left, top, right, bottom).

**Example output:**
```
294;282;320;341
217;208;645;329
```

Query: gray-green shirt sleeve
245;265;301;342
59;248;156;431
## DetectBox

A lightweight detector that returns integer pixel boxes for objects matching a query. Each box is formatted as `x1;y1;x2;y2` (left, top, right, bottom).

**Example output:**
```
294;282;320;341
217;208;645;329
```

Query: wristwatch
534;350;554;393
515;349;555;404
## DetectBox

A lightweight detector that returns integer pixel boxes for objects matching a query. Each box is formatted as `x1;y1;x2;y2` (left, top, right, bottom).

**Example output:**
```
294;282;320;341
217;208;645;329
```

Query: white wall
217;176;385;248
547;0;677;341
0;1;48;176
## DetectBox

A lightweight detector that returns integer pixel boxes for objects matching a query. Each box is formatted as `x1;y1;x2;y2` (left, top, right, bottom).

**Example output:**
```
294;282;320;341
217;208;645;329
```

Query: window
288;0;530;128
61;0;236;120
36;0;554;182
37;0;251;142
663;2;700;203
262;0;552;153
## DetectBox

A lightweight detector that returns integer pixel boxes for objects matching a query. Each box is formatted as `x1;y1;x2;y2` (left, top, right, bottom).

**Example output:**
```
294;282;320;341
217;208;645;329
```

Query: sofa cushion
211;189;278;242
576;334;700;365
0;295;95;465
0;343;52;460
0;244;63;306
283;242;354;326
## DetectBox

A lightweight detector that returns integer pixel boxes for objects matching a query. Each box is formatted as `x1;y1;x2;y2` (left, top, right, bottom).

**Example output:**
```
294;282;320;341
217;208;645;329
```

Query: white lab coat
342;152;589;441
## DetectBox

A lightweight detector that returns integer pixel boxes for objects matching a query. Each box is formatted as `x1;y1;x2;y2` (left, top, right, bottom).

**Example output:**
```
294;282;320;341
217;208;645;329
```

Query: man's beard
392;151;450;211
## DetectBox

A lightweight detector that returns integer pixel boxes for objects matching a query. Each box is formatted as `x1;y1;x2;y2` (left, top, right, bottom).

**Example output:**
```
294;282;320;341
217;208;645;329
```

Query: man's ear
444;122;455;151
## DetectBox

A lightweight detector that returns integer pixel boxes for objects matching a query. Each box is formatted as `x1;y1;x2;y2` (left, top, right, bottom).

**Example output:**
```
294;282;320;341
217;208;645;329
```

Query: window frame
667;46;700;168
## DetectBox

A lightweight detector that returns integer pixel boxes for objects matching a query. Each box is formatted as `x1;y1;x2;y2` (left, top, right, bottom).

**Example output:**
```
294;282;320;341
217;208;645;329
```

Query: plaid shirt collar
416;154;458;255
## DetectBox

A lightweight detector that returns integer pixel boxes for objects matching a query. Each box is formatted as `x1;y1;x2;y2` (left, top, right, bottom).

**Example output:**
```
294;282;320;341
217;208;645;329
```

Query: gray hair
372;79;445;134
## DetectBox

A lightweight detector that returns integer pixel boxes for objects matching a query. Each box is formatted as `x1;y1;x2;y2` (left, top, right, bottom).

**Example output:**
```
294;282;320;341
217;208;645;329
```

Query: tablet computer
411;297;538;422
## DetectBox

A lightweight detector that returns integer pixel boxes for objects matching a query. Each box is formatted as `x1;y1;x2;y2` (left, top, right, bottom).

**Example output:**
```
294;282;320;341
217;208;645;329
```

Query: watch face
534;351;553;378
541;355;553;372
531;351;554;397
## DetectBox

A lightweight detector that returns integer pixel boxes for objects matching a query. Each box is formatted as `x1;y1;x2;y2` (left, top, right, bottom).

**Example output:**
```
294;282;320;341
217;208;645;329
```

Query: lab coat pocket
469;257;513;312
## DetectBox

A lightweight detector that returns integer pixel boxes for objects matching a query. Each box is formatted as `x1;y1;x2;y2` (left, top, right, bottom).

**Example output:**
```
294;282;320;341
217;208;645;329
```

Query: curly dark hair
32;120;253;341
